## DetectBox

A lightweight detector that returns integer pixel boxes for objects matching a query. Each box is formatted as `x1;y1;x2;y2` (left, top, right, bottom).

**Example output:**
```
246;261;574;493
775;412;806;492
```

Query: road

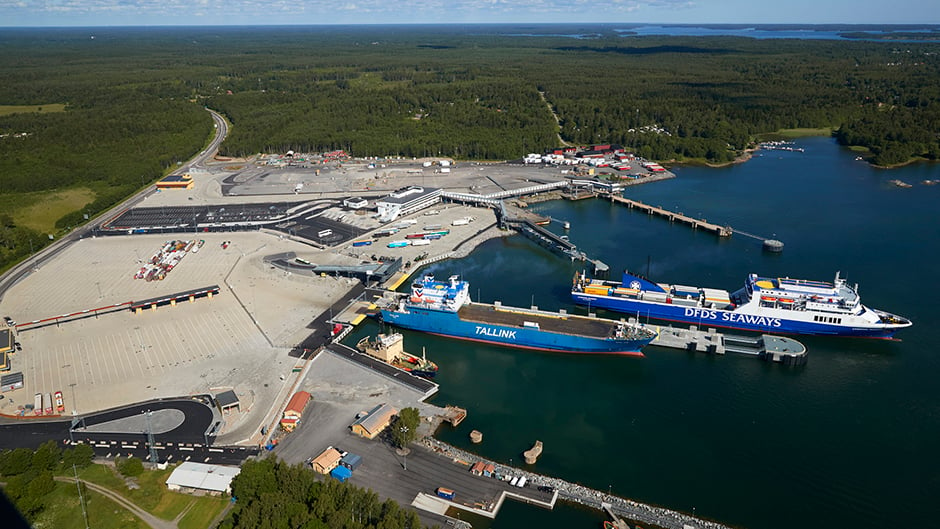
0;397;257;465
0;108;227;305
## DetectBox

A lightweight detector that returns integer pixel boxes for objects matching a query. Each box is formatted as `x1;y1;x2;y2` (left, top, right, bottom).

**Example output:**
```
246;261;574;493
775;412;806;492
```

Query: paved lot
268;349;559;528
273;349;443;465
0;231;361;445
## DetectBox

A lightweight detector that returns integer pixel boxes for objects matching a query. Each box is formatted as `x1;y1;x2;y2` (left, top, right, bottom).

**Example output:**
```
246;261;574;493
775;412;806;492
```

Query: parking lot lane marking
127;331;150;377
115;332;146;377
134;327;156;376
85;337;110;384
100;333;123;383
143;325;168;373
85;338;108;385
196;312;225;359
195;311;222;359
175;312;202;361
157;320;181;367
105;333;130;380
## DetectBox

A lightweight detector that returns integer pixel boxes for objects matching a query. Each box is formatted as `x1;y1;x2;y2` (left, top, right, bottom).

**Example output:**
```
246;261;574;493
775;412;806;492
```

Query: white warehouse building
375;186;441;222
165;462;241;496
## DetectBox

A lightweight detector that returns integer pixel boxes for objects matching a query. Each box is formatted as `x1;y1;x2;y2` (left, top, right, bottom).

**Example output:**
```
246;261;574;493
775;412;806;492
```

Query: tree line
222;457;429;529
0;440;94;522
1;26;939;270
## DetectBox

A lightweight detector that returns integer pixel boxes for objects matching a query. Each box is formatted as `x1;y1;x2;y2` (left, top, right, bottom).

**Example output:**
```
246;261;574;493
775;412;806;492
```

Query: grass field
68;462;232;527
32;481;149;529
756;127;834;140
6;187;96;233
178;497;230;529
0;103;66;116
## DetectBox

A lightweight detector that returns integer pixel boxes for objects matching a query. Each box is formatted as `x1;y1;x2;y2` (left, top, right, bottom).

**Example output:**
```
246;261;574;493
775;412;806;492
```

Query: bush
115;456;145;477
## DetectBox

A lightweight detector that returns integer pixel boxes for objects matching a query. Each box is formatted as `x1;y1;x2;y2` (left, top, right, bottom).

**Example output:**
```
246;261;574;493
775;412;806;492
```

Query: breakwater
422;436;731;529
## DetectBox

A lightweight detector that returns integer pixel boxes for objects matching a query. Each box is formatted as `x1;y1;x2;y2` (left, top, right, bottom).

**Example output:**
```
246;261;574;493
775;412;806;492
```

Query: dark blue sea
346;136;940;529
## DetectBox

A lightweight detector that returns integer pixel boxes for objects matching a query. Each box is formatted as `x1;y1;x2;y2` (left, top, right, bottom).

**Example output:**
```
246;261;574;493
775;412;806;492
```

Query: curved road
0;108;228;304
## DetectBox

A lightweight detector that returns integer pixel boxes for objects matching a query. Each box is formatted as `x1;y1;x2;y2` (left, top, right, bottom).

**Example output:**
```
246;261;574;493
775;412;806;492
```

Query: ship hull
380;305;650;355
572;292;901;338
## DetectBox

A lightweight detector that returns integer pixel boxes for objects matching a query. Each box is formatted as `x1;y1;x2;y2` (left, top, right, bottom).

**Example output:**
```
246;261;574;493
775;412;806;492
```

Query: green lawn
178;497;230;529
0;103;66;116
72;462;231;525
32;481;148;529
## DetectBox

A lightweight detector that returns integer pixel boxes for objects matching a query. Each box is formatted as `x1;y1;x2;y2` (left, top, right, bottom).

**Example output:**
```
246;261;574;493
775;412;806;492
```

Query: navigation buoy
763;239;784;252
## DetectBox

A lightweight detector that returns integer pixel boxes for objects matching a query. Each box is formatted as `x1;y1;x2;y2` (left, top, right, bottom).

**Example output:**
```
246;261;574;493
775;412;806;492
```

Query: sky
0;0;938;27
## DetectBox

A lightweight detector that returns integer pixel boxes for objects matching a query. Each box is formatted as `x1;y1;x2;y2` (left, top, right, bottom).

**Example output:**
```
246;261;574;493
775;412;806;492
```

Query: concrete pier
639;320;807;364
609;195;732;237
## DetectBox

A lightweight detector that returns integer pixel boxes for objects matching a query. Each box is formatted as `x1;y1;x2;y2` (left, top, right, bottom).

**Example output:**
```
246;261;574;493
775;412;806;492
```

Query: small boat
357;333;438;378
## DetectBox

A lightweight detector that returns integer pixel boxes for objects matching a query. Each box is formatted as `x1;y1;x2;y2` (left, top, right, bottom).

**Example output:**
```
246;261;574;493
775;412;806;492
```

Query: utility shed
215;390;240;413
311;447;343;474
165;462;240;495
351;403;397;440
340;453;362;471
282;390;312;431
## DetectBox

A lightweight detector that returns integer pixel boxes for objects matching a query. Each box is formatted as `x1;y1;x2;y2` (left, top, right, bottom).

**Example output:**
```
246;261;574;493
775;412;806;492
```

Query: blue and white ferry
572;270;911;338
379;275;657;355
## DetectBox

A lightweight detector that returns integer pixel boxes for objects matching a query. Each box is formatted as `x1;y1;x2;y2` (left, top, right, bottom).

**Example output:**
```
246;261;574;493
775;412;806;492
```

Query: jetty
638;320;807;365
609;195;732;237
609;195;784;250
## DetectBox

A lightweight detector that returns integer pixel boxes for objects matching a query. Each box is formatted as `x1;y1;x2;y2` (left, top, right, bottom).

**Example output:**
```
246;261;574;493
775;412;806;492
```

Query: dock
637;320;807;364
609;195;732;237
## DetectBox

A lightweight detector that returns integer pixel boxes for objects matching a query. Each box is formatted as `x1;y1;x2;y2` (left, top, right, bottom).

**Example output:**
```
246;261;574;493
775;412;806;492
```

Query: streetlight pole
400;425;409;470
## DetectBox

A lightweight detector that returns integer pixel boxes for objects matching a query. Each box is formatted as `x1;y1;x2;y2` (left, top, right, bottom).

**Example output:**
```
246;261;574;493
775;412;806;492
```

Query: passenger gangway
441;180;568;205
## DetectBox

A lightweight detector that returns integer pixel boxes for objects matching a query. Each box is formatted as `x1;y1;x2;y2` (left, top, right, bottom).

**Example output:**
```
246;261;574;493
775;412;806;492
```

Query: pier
609;195;732;237
503;216;585;260
638;320;807;365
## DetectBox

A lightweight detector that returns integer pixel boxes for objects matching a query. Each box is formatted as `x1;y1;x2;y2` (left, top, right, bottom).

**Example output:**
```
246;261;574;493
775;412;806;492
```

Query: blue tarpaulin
330;465;352;482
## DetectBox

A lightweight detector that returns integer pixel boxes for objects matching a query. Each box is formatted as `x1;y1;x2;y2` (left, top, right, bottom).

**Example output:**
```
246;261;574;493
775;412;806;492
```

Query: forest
1;25;939;270
221;457;428;529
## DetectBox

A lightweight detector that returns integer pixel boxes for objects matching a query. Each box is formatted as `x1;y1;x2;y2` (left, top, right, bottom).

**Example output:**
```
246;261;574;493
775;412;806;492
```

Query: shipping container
340;453;362;471
436;487;455;500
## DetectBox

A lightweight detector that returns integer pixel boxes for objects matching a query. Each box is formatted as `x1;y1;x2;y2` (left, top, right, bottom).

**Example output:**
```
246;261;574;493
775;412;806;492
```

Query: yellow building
311;447;342;474
351;403;397;440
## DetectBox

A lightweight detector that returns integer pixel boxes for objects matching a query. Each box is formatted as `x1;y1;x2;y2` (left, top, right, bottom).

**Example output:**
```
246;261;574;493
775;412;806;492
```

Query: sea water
347;136;939;529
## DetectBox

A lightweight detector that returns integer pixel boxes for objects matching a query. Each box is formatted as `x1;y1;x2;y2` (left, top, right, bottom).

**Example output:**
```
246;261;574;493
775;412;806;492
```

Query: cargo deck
458;303;633;339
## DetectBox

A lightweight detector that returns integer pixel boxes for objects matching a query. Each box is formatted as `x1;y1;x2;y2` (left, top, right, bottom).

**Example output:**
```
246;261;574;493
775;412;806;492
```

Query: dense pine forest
1;25;939;270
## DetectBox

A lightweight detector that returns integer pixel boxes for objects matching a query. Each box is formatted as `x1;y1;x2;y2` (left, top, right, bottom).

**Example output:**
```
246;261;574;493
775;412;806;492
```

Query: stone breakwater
422;437;732;529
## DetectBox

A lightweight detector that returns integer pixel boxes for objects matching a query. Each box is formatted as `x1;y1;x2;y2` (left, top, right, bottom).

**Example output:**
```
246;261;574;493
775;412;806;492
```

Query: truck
435;487;455;500
44;392;54;415
34;393;43;416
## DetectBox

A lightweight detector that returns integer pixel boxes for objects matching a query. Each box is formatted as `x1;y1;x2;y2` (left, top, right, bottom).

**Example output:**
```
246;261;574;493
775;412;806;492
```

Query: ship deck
459;303;626;338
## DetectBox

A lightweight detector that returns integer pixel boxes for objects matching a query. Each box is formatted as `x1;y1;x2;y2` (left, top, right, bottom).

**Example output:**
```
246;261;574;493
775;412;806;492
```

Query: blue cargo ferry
572;270;911;338
379;275;656;355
